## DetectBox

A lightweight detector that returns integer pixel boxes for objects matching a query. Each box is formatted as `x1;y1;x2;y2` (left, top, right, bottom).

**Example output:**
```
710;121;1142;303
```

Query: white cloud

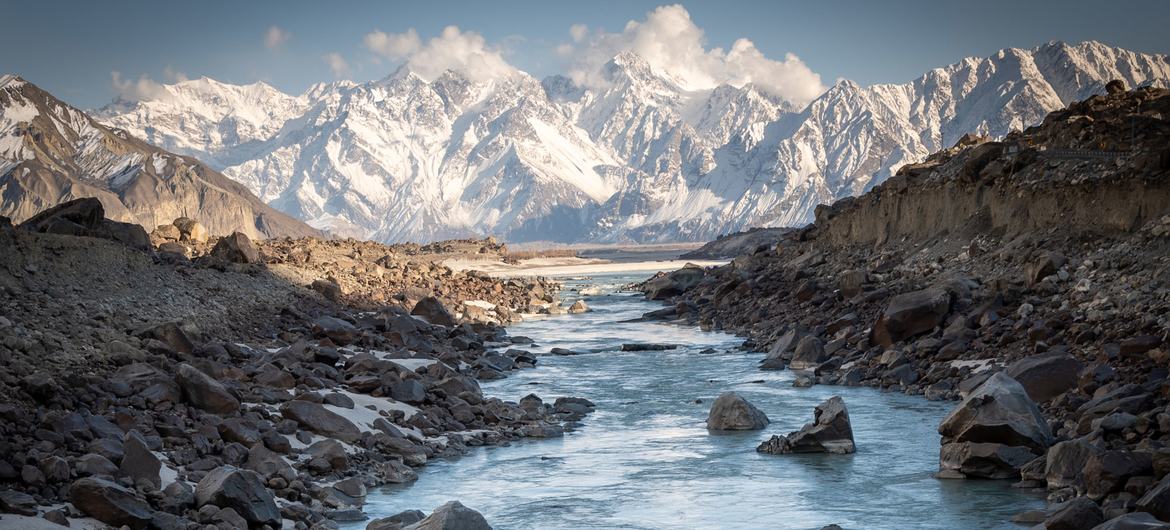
362;26;516;82
110;71;171;102
163;66;188;83
265;26;291;50
558;4;825;106
324;53;350;78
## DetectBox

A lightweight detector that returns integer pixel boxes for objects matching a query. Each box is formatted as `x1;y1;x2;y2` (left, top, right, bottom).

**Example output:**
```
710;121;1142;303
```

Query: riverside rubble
0;210;586;527
645;86;1170;527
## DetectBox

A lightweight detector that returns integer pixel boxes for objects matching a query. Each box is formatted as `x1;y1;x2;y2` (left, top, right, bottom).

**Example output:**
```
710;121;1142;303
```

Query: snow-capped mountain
97;41;1170;243
0;75;321;239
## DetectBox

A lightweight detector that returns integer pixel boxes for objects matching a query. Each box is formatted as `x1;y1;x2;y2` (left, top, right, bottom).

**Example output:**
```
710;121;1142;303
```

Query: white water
352;272;1044;529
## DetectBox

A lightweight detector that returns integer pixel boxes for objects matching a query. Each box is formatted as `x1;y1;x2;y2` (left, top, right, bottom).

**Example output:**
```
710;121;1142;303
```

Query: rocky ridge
644;85;1170;527
0;201;588;529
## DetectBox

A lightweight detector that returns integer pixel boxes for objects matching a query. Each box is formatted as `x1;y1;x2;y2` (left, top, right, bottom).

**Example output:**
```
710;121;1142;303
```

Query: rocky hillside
0;75;321;241
97;41;1170;243
0;201;586;529
643;85;1170;527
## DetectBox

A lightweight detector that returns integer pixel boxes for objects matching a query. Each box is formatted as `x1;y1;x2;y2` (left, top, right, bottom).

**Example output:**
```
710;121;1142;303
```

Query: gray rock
788;336;827;370
175;363;239;414
404;501;492;530
706;392;769;431
1006;351;1082;402
120;430;162;488
870;287;952;346
368;509;426;530
757;396;855;455
1092;512;1170;529
280;400;362;443
1044;497;1104;530
69;477;154;530
210;232;261;264
194;466;281;527
0;489;38;515
412;297;457;327
939;373;1052;451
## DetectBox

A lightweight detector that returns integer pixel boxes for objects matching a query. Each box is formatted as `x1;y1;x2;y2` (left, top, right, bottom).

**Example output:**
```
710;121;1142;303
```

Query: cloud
558;4;825;106
362;26;515;82
265;26;291;50
324;53;350;78
110;71;171;102
162;66;188;83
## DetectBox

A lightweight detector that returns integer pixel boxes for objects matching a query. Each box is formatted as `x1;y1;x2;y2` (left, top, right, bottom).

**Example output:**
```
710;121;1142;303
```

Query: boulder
1026;251;1067;286
172;217;209;243
788;336;827;370
280;400;362;443
706;392;769;431
19;198;150;250
939;373;1052;451
194;466;280;527
312;316;359;346
245;445;295;482
369;509;426;529
1046;438;1097;491
642;265;706;300
307;439;349;472
412;297;457;327
0;489;37;515
567;300;589;314
210;232;261;264
404;501;492;530
1006;351;1082;402
1043;497;1104;530
175;363;239;414
1084;450;1152;500
870;287;952;346
1092;512;1170;530
1137;474;1170;521
757;396;855;455
119;431;161;488
69;477;154;530
938;442;1039;479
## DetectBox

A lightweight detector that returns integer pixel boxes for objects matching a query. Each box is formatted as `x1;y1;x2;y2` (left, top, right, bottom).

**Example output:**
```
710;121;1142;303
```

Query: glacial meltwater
352;272;1044;529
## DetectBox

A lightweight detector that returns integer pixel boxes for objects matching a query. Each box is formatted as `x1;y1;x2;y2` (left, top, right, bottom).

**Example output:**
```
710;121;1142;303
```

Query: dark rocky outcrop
757;396;855;455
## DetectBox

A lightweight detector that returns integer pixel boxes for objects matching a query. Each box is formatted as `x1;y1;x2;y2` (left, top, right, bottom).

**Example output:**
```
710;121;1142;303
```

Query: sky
4;0;1169;109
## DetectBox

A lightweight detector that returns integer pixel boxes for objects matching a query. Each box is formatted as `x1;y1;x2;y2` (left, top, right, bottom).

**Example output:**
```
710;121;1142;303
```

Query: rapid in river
352;271;1045;529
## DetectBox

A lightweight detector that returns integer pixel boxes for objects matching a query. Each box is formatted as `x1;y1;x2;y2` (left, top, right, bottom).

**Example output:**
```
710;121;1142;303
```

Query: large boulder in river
194;466;281;527
642;265;706;300
706;392;769;431
280;400;362;443
788;336;827;370
757;396;855;454
1006;351;1082;402
412;297;457;327
69;477;154;529
937;373;1052;478
939;373;1052;450
404;500;492;530
870;287;952;346
175;363;239;414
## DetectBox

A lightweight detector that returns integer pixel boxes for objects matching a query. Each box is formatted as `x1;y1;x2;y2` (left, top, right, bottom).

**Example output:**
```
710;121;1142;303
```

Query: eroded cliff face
811;86;1170;247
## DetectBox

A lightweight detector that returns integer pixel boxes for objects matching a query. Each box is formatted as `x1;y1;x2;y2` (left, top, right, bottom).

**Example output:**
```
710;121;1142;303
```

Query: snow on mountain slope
0;76;321;239
97;40;1170;243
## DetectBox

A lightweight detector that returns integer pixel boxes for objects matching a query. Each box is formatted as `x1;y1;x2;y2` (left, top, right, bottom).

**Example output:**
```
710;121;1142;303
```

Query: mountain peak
0;74;25;90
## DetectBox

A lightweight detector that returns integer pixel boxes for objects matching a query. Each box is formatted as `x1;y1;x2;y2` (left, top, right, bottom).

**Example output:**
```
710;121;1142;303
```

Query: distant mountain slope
96;41;1170;243
0;75;322;239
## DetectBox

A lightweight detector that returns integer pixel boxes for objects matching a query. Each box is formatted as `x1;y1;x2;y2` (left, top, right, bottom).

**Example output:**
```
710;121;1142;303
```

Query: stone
838;269;866;298
1046;438;1097;491
135;321;195;355
567;300;589;314
939;373;1052;451
280;400;362;443
757;396;855;455
939;442;1039;479
311;278;345;302
69;477;154;530
0;489;38;515
1093;512;1170;529
642;265;706;300
312;316;359;346
369;509;427;530
120;431;162;488
706;392;769;431
1084;450;1153;500
210;232;261;264
403;501;492;530
307;439;349;472
1044;497;1104;530
245;444;296;482
412;297;458;327
194;466;281;527
172;217;209;243
76;453;118;476
788;336;827;370
175;363;240;414
1025;251;1067;286
390;379;427;404
1005;351;1082;402
871;287;952;346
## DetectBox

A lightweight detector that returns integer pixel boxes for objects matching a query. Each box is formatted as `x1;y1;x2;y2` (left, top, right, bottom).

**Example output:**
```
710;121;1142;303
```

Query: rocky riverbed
0;200;594;529
639;85;1170;528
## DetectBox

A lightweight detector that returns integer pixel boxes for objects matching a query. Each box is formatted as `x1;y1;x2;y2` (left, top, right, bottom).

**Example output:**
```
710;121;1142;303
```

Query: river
353;271;1044;529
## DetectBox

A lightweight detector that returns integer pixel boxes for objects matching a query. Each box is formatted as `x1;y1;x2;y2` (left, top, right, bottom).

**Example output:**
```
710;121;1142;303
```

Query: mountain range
10;40;1170;244
0;74;321;239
